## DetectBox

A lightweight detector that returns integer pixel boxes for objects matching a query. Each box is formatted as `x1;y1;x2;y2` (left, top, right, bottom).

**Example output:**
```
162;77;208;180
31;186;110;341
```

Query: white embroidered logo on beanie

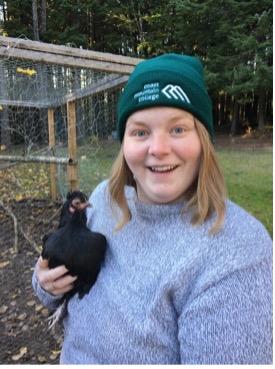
162;85;191;103
133;82;191;104
134;82;160;103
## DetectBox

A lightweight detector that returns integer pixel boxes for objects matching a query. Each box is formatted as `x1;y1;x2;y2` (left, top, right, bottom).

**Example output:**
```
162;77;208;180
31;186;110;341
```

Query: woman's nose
148;133;171;156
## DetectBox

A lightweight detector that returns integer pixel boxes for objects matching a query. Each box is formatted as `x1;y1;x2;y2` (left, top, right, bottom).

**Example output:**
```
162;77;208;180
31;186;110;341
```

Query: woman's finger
51;274;78;295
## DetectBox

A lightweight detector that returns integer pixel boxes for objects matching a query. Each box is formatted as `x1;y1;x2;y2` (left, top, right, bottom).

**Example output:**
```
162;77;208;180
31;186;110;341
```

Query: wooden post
67;100;78;191
48;108;57;200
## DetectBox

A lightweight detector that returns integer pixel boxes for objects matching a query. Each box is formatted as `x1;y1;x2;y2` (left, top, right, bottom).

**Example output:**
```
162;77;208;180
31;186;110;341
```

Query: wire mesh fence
0;38;130;199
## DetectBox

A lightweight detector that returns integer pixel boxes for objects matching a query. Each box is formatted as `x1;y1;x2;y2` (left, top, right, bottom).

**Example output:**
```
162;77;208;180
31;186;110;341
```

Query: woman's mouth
149;165;177;173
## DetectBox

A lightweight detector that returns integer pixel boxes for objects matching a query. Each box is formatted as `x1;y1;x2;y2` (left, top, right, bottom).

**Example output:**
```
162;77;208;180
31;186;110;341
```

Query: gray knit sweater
32;180;272;364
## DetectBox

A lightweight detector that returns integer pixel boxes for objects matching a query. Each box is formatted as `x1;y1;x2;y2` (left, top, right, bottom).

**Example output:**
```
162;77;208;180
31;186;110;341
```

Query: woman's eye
135;130;147;137
173;127;184;134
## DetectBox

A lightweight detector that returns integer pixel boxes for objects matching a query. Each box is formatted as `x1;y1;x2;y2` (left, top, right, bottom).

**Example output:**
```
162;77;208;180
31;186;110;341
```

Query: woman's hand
36;256;77;296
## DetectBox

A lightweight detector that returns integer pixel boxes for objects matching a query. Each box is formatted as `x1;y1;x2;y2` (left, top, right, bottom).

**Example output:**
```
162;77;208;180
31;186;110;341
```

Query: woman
33;54;272;364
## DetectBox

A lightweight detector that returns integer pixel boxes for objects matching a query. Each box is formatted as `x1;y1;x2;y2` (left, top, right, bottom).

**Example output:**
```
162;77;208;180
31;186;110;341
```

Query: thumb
38;256;49;269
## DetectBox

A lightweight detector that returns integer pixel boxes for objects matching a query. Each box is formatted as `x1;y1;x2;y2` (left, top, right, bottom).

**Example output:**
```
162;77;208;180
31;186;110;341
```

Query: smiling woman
33;53;272;365
123;107;202;205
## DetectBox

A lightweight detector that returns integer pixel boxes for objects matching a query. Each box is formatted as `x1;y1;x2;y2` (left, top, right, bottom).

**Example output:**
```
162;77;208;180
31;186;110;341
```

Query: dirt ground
0;199;63;364
0;131;272;364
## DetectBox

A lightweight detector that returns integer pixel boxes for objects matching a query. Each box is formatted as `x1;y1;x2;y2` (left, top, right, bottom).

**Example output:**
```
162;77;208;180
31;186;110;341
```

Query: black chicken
41;191;107;331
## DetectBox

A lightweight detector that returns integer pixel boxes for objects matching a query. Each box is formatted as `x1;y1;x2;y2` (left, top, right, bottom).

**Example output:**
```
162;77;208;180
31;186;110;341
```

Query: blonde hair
109;119;227;234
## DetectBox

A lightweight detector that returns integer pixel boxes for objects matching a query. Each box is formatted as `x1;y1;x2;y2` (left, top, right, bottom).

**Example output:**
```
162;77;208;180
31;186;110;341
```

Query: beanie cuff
118;54;213;141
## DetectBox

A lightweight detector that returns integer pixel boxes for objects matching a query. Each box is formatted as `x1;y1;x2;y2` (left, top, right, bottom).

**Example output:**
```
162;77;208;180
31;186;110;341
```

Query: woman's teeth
150;166;176;172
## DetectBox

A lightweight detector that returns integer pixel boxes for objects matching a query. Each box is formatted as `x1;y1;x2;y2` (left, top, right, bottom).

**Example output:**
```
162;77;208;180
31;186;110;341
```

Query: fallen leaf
50;354;58;360
38;355;47;363
35;304;43;312
12;346;28;361
51;350;61;355
15;194;24;202
0;261;10;268
20;347;28;354
12;353;23;361
26;300;36;307
41;308;49;317
0;305;8;313
17;312;27;320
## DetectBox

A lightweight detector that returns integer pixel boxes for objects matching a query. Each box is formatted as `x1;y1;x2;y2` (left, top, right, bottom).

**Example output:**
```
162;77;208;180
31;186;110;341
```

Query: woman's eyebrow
126;120;148;127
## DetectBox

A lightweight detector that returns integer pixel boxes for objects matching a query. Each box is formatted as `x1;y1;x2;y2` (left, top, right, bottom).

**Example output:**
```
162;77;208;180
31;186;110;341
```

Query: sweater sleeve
178;258;272;364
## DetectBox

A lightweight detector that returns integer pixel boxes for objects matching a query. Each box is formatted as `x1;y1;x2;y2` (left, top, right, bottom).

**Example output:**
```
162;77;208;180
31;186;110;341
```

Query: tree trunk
41;0;47;33
258;87;265;131
219;92;225;125
230;98;240;135
32;0;40;41
0;60;11;148
1;2;7;22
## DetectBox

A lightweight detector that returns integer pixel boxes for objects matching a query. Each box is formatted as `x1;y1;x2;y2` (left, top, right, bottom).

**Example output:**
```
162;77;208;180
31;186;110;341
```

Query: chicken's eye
72;199;81;205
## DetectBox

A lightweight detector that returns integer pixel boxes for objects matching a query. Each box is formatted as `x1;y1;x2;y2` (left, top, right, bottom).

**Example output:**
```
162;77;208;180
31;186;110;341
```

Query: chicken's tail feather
47;300;67;337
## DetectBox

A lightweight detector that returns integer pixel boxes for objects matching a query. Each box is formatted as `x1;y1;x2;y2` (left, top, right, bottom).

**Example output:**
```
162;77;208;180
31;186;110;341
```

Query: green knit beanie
117;53;213;142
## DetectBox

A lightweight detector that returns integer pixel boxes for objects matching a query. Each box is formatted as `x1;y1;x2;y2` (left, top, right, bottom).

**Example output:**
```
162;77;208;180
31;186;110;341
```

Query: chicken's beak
80;201;92;211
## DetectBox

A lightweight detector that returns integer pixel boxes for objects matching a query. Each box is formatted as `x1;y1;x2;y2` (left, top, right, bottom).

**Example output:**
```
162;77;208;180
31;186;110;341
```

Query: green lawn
77;140;120;192
217;149;273;237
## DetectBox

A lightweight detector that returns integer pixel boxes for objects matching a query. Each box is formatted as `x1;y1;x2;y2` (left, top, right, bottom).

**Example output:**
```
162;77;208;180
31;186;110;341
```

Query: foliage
171;0;272;93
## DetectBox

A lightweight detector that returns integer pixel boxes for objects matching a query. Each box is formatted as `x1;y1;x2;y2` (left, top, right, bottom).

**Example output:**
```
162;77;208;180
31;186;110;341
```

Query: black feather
41;191;107;331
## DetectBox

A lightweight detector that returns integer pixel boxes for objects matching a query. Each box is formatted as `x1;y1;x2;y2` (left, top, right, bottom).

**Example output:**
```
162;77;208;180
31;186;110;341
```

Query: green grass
77;140;120;192
217;149;273;237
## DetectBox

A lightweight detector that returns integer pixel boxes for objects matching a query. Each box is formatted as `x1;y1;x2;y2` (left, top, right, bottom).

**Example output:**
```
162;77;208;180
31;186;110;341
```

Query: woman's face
123;107;202;204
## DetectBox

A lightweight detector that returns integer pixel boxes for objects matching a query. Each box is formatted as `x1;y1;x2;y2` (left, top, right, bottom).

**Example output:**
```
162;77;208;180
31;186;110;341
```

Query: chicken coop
0;36;141;200
0;36;141;364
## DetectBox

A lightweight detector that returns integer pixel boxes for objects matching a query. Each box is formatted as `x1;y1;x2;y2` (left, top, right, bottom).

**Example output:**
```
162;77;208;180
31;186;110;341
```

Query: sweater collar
126;188;188;220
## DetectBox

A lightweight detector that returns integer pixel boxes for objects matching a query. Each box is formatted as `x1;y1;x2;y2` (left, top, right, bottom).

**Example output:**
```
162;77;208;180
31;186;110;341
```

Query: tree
41;0;47;33
228;5;272;130
100;0;176;57
2;0;34;38
170;0;273;132
32;0;39;40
